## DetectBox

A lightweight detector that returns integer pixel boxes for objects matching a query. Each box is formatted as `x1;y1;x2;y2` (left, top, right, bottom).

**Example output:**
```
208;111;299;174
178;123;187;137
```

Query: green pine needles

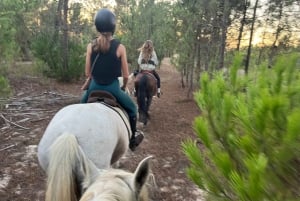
0;75;11;109
183;53;300;201
0;75;11;98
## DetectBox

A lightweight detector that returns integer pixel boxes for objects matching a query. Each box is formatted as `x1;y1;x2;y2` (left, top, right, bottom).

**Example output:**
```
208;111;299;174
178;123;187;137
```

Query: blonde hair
93;32;112;53
138;40;154;62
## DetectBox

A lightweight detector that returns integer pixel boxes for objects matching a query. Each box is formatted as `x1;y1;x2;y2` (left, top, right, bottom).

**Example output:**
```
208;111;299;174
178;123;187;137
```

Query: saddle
87;90;131;141
87;90;121;108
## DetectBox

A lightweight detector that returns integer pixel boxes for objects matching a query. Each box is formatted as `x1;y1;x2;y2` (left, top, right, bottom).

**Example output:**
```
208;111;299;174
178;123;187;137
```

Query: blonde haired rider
137;40;161;97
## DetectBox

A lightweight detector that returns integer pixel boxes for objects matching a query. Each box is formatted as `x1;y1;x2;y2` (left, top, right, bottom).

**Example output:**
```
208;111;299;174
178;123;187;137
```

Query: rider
137;40;161;97
80;8;144;151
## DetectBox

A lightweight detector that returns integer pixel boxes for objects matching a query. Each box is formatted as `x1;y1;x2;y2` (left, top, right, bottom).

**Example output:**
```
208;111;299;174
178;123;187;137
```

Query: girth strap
87;90;131;141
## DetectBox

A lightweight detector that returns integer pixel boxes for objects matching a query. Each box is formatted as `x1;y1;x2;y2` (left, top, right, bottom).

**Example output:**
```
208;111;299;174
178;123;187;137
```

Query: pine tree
183;53;300;201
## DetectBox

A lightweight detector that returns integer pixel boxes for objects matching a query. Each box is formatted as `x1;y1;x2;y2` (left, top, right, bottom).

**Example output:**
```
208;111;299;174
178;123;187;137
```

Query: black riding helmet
94;8;116;34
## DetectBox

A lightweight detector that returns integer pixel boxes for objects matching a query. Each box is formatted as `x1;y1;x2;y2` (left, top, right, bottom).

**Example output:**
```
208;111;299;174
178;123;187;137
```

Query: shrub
183;53;300;201
31;30;85;82
0;61;11;101
0;76;11;101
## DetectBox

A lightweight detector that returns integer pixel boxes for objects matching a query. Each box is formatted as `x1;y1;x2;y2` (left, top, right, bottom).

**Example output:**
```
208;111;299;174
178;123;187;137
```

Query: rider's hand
148;60;155;65
121;86;126;91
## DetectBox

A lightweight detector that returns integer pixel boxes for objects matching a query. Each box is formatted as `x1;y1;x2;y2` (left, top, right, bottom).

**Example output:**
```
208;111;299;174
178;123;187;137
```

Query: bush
0;75;11;94
0;15;19;61
0;61;11;100
183;53;300;201
31;30;85;82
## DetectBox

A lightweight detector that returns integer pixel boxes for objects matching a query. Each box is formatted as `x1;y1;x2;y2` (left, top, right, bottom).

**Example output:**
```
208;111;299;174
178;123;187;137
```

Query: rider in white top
137;40;161;97
138;50;158;71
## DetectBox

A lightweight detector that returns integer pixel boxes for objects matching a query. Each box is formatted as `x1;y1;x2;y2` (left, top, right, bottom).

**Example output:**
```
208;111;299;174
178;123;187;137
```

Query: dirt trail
0;58;204;201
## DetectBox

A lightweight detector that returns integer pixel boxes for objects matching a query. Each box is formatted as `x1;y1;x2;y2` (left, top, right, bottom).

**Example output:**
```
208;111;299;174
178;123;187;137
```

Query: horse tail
45;133;83;201
137;74;148;111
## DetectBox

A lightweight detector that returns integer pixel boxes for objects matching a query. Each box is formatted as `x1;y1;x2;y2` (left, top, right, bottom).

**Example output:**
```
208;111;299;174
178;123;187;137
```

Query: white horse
37;103;151;201
118;73;135;95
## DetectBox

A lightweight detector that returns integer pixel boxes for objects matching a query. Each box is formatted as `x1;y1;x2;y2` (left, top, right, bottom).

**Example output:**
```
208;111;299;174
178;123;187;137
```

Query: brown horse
134;71;157;125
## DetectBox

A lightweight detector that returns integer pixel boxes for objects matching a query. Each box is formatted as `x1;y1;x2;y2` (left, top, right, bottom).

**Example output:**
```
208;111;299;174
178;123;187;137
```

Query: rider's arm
152;51;159;66
117;44;129;89
84;43;92;77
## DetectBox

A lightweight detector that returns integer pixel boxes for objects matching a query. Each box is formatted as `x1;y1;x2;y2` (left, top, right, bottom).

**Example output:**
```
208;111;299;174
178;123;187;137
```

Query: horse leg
145;96;153;120
137;96;146;124
139;111;147;125
137;76;148;125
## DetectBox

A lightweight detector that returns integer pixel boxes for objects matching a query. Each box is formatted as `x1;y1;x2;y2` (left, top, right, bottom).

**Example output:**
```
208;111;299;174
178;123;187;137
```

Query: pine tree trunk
268;1;283;68
245;0;259;74
62;0;69;74
237;0;249;51
55;0;63;37
219;0;228;69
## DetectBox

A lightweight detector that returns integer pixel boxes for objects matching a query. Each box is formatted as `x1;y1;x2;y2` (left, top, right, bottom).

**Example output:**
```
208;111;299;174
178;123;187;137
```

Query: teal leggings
80;79;137;118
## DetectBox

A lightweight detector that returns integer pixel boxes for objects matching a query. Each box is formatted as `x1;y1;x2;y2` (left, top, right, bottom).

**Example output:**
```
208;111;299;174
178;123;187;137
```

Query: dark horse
134;71;157;125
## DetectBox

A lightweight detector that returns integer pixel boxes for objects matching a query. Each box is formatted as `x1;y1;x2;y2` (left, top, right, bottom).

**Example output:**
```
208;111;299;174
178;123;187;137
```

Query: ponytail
93;32;112;53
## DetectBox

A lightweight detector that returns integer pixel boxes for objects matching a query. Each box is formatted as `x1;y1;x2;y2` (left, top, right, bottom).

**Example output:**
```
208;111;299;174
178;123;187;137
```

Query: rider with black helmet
81;8;144;151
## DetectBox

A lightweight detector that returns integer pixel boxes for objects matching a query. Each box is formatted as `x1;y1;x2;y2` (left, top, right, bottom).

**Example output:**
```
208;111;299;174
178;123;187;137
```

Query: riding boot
129;116;144;151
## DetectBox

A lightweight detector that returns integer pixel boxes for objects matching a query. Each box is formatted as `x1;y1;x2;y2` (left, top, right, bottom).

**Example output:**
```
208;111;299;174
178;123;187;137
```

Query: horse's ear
133;156;153;194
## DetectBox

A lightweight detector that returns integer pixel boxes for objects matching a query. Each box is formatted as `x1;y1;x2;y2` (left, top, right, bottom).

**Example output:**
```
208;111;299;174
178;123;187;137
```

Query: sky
69;0;299;47
70;0;176;6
